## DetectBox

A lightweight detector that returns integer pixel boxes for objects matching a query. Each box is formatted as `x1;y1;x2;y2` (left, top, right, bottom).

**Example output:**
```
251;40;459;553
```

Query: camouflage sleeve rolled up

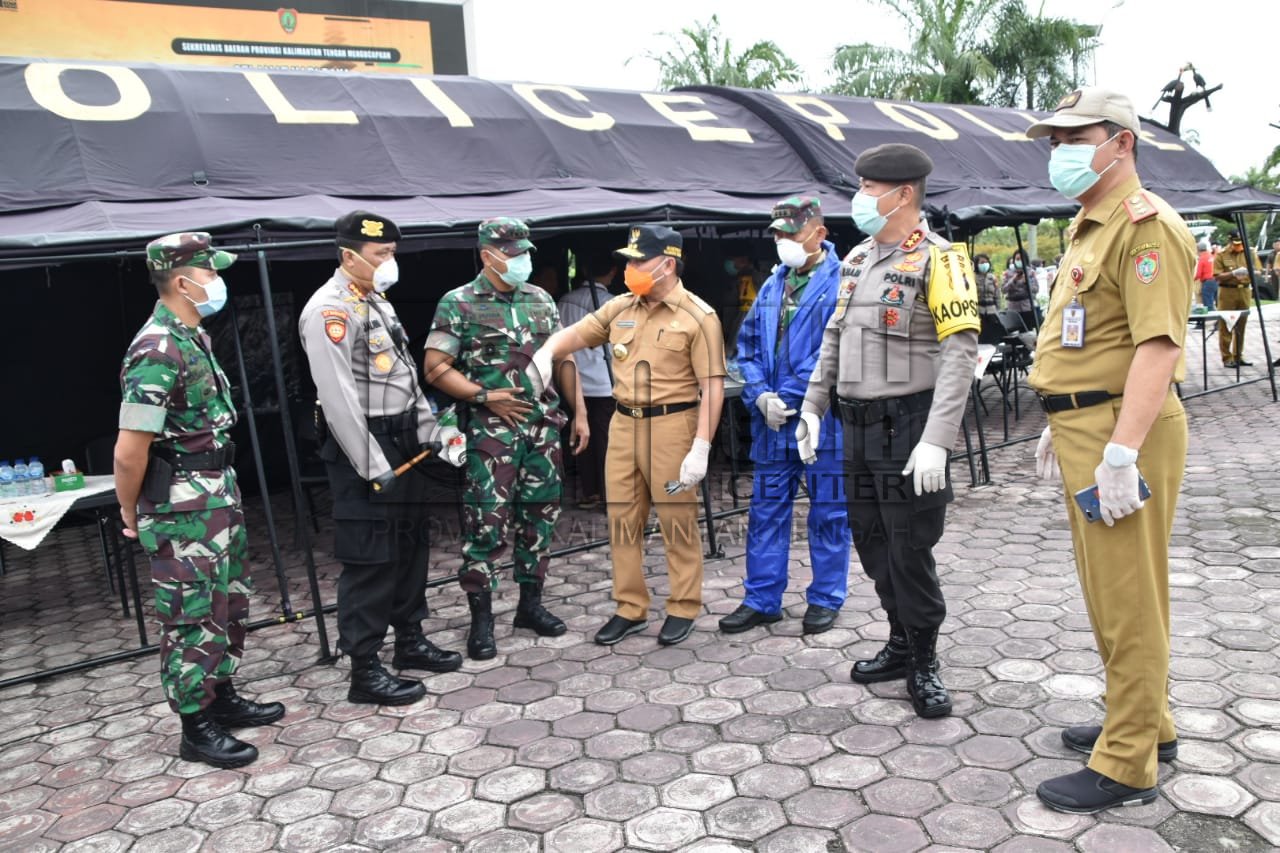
120;349;180;433
425;292;464;358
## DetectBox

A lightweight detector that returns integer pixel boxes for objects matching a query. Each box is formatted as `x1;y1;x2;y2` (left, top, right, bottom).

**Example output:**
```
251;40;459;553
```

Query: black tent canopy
1;58;1276;254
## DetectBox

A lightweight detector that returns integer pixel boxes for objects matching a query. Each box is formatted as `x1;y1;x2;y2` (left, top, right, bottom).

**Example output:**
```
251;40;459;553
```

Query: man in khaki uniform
531;225;726;647
1213;230;1254;367
1026;87;1195;813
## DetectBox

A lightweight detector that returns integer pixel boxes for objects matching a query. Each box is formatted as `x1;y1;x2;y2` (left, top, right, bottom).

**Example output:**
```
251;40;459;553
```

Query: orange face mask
625;260;666;296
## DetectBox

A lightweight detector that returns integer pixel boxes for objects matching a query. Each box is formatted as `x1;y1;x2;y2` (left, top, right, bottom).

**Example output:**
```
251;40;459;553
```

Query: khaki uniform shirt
1213;243;1252;296
1029;176;1195;395
803;222;979;450
299;269;434;480
572;280;727;407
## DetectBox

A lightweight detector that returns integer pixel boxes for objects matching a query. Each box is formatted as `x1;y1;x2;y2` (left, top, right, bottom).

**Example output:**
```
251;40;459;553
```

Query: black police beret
335;210;401;244
854;143;934;182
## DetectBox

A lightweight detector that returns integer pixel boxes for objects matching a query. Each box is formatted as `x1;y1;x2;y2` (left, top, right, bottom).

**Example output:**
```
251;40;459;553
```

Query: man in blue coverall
720;196;852;635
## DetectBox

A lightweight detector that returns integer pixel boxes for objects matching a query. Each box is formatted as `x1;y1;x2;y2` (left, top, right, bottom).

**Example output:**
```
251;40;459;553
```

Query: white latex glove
755;392;796;431
677;438;712;490
902;441;948;496
1034;426;1060;481
527;345;554;396
439;425;467;467
1094;455;1144;527
795;412;821;465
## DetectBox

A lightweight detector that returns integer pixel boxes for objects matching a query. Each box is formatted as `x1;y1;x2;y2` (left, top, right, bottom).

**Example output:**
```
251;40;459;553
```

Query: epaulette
923;230;952;249
686;292;714;314
1122;191;1158;224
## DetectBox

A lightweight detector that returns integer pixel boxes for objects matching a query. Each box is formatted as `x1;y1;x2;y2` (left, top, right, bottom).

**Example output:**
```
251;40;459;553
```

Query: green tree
641;14;803;90
828;0;1001;103
984;0;1098;110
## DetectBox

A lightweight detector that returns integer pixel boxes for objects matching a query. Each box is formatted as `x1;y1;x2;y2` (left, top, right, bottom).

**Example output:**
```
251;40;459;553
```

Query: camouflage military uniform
426;271;567;594
120;300;248;715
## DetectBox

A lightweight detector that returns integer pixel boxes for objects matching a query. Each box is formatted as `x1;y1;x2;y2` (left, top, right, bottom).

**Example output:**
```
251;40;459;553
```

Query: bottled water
13;459;29;497
0;461;14;500
27;457;46;497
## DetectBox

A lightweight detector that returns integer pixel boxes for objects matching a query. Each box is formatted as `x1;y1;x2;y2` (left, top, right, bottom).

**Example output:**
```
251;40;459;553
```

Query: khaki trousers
1217;286;1251;362
1048;391;1186;788
605;408;704;620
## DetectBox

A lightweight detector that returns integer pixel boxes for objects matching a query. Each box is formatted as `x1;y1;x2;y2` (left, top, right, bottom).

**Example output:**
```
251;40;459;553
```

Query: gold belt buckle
629;406;644;418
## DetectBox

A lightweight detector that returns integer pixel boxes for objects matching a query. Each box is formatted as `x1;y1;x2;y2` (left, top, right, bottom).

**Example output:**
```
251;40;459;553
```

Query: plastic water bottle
27;457;46;496
12;459;29;497
0;461;14;500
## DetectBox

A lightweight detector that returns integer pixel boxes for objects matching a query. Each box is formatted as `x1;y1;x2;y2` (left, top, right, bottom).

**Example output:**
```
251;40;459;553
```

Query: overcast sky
465;0;1279;180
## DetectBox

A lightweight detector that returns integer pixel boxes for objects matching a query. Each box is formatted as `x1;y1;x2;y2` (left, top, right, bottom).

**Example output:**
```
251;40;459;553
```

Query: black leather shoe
392;632;463;673
207;681;285;729
1037;767;1157;814
851;612;910;684
348;655;427;706
802;605;839;635
905;625;951;718
1062;725;1178;762
466;590;497;661
1237;359;1254;367
513;581;567;637
594;615;647;646
718;604;781;634
179;710;258;768
1224;360;1238;368
658;616;695;646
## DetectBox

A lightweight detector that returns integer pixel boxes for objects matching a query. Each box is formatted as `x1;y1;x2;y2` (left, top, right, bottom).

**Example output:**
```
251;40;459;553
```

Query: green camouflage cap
769;196;823;233
478;217;535;255
145;232;236;271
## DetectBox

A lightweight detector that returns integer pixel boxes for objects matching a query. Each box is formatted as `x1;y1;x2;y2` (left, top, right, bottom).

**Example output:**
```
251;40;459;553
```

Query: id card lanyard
1061;279;1086;349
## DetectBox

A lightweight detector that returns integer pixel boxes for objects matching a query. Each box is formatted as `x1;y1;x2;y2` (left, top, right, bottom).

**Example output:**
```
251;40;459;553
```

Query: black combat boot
179;709;258;768
513;581;567;637
850;611;910;684
905;625;952;718
392;630;463;673
467;590;497;660
348;654;426;706
208;681;286;728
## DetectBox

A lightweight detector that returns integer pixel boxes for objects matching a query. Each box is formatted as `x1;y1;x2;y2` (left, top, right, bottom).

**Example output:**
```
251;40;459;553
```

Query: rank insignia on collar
1070;266;1084;283
900;229;924;251
1134;250;1160;284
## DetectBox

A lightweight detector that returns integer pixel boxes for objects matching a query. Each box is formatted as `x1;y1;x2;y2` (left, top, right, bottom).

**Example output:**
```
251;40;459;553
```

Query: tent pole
253;230;334;661
225;290;297;618
1012;225;1042;333
1235;212;1278;402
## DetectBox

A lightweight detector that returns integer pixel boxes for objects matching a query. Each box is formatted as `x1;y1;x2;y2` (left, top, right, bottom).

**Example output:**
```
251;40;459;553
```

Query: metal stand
1235;212;1278;402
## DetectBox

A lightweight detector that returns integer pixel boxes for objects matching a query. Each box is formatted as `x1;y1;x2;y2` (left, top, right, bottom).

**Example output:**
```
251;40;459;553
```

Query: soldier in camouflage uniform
299;211;465;707
114;232;285;769
424;217;588;660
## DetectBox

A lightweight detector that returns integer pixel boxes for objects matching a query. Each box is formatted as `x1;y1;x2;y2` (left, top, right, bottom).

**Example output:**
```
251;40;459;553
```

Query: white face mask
775;238;812;269
373;257;399;292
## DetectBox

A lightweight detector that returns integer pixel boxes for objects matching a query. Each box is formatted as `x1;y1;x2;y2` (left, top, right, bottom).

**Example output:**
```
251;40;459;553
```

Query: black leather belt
616;400;698;419
153;441;236;471
1037;391;1117;413
368;410;417;434
1219;283;1248;288
834;389;932;426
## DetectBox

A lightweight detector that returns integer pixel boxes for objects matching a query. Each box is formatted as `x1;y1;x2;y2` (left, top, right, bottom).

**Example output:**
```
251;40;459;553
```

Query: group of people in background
112;85;1214;817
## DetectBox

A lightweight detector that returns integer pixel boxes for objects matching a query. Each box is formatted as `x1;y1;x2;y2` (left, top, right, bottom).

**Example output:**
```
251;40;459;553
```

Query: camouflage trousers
460;421;563;593
137;506;251;714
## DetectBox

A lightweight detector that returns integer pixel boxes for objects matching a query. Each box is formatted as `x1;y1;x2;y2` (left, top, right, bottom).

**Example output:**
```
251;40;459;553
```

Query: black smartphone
1074;477;1152;523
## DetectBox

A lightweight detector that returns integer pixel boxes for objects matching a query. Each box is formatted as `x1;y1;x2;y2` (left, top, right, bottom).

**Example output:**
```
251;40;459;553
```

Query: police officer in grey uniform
299;210;465;706
800;144;979;719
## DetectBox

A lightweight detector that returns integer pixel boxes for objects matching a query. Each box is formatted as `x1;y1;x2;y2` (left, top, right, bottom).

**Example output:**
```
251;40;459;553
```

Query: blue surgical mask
977;262;990;273
183;275;227;318
850;187;903;237
497;252;532;286
1048;133;1121;199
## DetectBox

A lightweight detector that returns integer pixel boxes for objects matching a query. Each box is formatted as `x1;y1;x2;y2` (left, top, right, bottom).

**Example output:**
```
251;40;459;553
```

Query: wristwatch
1103;442;1139;468
471;389;488;405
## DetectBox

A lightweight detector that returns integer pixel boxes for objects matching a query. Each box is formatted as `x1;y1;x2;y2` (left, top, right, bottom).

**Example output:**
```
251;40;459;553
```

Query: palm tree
828;0;1001;103
985;0;1099;110
640;14;803;91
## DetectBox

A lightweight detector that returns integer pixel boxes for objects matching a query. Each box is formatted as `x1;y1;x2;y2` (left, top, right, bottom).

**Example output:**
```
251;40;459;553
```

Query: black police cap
335;210;401;244
854;143;934;182
615;224;683;262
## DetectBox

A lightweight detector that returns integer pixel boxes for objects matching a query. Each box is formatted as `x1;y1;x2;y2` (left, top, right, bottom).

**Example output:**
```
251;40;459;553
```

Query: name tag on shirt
1061;303;1086;348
